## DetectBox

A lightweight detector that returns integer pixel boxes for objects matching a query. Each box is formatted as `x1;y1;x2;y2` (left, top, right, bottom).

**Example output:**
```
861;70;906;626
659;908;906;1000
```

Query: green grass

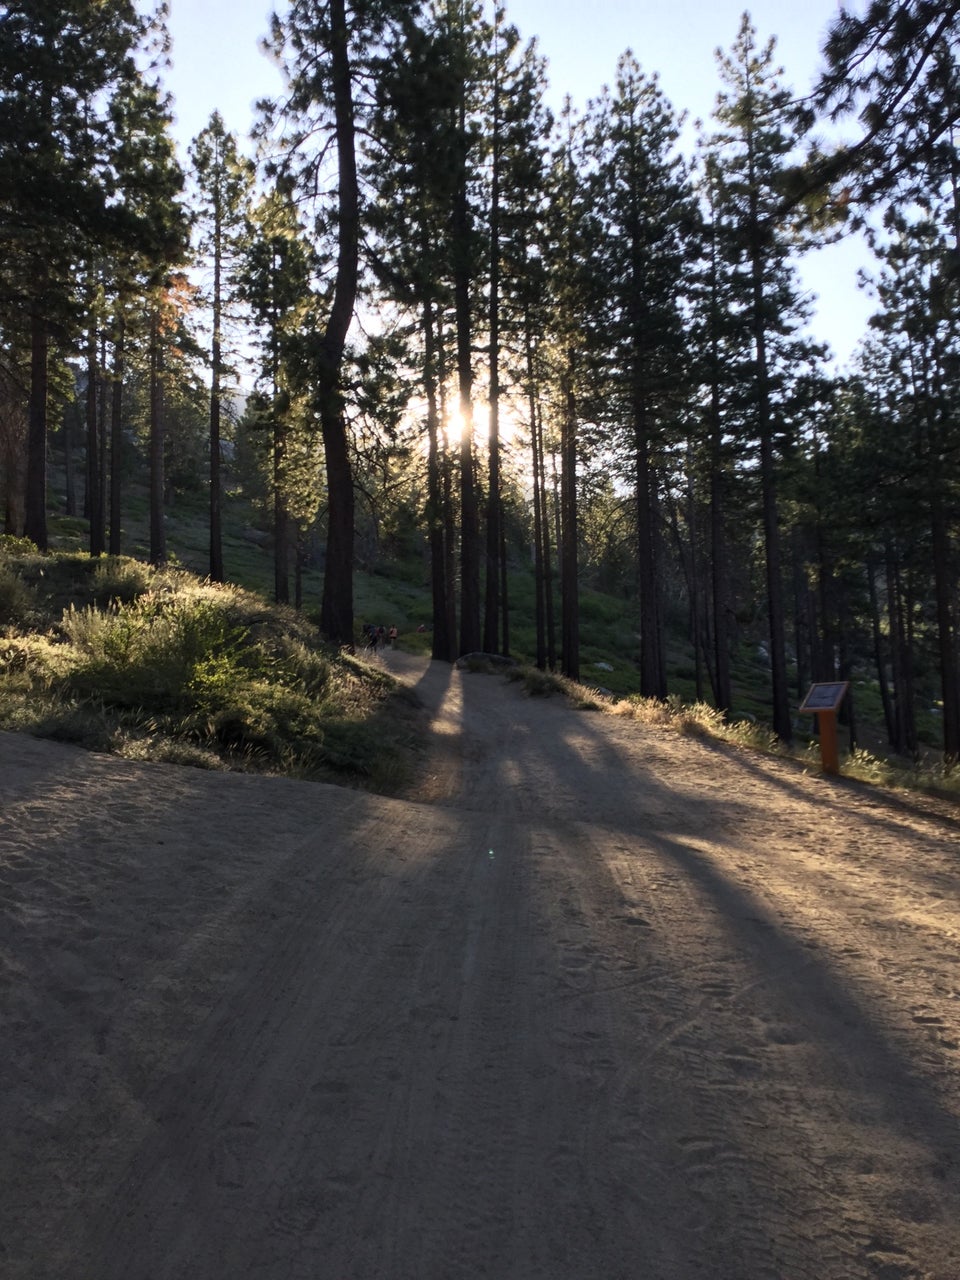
0;544;419;792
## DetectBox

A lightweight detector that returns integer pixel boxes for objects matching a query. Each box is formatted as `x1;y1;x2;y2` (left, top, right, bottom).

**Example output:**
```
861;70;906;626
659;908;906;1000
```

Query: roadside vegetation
0;539;417;793
3;525;957;805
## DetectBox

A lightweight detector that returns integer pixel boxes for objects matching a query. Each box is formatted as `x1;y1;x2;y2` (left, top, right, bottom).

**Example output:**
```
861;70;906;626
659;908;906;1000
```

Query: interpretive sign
799;681;849;714
799;681;849;775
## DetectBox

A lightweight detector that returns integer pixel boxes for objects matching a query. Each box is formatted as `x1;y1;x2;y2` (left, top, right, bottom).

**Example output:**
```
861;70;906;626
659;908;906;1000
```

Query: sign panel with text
799;682;849;714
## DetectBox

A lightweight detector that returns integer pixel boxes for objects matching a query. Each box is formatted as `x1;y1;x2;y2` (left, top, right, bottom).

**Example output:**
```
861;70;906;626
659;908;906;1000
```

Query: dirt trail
2;653;960;1279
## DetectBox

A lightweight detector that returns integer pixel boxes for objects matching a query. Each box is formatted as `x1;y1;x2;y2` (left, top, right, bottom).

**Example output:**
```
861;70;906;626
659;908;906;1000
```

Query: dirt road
2;653;960;1279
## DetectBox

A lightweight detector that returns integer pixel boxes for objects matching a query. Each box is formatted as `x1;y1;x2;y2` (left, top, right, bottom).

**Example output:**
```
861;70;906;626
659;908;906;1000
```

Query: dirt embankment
2;652;959;1279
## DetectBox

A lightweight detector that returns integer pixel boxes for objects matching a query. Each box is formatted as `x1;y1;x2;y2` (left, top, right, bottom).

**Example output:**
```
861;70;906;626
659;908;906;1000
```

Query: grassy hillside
0;541;420;792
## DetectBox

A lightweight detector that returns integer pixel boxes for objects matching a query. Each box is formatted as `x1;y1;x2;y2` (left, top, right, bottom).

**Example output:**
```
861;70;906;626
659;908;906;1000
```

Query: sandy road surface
2;652;960;1279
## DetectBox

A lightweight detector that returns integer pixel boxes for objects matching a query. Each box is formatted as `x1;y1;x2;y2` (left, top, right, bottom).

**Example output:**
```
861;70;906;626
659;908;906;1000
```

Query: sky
164;0;873;366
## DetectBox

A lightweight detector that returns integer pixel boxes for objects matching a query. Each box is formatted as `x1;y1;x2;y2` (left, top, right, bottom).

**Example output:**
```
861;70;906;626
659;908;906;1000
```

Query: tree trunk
273;410;289;605
499;516;510;657
759;413;791;741
560;352;579;681
24;311;48;550
867;553;895;748
930;488;960;761
148;307;166;566
635;425;664;698
209;212;224;583
452;57;480;656
746;107;790;741
423;297;452;661
98;331;108;552
837;584;856;749
109;317;125;556
706;225;732;716
525;314;547;671
454;258;480;654
886;541;916;757
63;401;77;519
86;321;104;556
483;36;502;655
318;0;358;648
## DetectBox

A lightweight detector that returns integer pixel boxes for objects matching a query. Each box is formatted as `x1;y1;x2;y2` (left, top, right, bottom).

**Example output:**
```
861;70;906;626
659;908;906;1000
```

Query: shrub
59;594;249;713
0;534;37;556
90;557;151;608
1;551;420;791
0;566;36;628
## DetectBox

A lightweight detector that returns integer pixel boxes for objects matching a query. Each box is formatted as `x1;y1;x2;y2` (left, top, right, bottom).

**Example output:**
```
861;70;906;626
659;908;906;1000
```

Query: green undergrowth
0;543;417;792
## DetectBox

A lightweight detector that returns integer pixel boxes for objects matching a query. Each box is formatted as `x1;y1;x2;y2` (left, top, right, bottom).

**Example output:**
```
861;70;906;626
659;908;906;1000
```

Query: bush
59;594;249;713
0;551;417;791
0;534;37;556
0;566;36;628
90;557;151;608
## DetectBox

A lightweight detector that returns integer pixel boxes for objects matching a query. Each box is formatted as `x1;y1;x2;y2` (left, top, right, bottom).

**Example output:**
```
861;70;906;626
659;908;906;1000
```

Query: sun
444;402;528;449
444;406;467;448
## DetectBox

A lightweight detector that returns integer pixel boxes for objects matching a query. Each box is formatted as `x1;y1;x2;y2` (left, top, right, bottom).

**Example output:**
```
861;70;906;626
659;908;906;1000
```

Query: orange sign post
799;681;850;775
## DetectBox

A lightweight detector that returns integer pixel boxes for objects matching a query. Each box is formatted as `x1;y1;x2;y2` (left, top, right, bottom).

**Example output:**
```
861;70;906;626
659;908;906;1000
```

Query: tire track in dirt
394;656;960;1278
5;660;960;1279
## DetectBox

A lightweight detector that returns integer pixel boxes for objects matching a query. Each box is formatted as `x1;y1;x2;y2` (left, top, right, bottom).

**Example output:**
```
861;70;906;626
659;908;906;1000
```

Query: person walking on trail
388;625;398;647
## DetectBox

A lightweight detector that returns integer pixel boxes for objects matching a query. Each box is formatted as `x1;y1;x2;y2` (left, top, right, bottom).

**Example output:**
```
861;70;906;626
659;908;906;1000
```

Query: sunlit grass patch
607;690;783;755
0;548;416;792
841;745;960;798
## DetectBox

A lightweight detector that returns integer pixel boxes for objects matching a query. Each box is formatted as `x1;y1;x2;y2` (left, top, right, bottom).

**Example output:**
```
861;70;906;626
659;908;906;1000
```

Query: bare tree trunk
109;316;125;556
148;307;166;566
930;489;960;760
24;310;48;550
747;114;790;741
886;542;916;757
635;424;664;698
483;26;502;655
318;0;358;648
63;401;77;519
273;410;289;605
867;554;895;748
209;206;225;583
423;296;453;661
98;330;108;552
560;352;579;681
86;319;104;556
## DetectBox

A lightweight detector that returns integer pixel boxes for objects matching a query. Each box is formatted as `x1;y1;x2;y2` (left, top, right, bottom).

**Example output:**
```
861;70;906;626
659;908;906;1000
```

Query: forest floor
2;650;960;1279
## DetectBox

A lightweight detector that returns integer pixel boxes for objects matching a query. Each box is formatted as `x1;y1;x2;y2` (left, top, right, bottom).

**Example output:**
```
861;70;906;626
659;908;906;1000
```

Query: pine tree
709;15;817;742
0;0;182;549
690;152;741;715
542;99;592;682
190;113;254;583
441;0;488;657
485;24;553;658
587;53;698;699
857;205;960;760
808;1;960;208
365;1;462;659
239;188;318;605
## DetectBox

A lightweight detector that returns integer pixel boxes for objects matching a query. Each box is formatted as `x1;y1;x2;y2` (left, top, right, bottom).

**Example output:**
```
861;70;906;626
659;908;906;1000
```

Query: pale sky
164;0;872;366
